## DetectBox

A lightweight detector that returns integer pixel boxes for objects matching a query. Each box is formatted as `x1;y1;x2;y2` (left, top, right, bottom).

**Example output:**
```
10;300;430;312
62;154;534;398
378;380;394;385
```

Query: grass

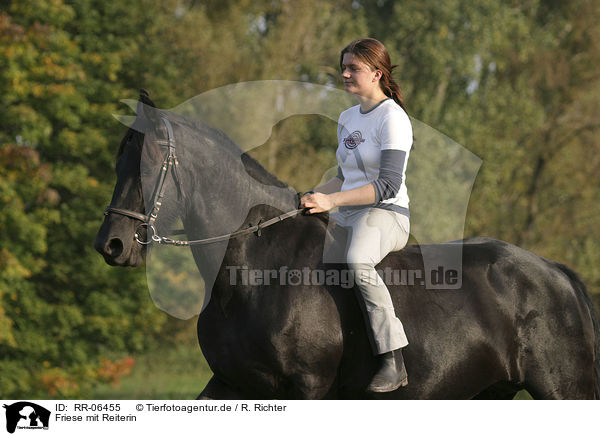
91;342;213;399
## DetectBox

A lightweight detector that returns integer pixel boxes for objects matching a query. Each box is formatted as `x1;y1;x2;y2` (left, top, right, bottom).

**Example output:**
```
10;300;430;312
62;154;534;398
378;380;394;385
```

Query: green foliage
1;0;599;398
0;0;172;397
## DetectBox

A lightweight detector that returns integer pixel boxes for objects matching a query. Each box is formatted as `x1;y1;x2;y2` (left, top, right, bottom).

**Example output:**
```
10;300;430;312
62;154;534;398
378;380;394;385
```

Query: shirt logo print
343;131;365;150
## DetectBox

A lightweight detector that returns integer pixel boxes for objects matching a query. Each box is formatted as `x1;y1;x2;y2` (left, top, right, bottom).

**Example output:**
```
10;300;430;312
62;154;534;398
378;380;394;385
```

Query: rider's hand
301;192;335;214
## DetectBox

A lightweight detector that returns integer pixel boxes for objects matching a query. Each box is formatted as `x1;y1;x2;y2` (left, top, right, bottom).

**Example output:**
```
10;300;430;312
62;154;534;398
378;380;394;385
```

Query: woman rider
301;38;412;393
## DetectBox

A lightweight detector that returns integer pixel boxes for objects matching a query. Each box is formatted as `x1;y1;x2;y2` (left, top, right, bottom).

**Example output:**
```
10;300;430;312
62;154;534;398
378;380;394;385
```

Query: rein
104;116;303;247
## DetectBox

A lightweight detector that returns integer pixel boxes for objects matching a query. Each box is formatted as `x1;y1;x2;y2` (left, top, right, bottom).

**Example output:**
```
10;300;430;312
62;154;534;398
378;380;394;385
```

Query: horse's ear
139;89;156;107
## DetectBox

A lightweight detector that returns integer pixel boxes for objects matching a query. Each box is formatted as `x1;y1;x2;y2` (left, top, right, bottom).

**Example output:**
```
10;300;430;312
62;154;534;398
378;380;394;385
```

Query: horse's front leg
196;376;248;400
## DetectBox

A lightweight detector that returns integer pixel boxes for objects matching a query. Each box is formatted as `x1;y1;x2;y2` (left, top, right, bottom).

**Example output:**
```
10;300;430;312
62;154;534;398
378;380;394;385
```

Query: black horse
95;91;599;399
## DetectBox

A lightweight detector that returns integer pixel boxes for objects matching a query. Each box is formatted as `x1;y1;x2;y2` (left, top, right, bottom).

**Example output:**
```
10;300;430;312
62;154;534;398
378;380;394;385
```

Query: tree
357;0;600;299
0;0;177;397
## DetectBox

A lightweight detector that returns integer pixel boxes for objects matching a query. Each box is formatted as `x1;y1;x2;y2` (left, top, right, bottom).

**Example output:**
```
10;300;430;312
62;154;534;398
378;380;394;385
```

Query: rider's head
340;38;406;111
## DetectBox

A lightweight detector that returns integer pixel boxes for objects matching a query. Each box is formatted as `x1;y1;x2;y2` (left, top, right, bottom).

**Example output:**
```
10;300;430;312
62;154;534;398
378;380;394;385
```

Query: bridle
104;116;302;247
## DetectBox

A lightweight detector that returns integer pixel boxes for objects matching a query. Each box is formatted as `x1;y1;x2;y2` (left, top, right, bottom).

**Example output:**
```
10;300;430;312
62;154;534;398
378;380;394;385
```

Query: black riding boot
366;349;408;393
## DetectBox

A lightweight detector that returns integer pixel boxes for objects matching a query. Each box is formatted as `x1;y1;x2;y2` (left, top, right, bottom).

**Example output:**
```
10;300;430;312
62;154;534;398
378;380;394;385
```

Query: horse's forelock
116;127;142;162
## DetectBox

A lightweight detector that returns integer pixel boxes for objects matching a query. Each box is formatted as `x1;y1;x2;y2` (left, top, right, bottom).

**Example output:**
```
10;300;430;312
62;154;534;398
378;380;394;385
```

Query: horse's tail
555;262;600;399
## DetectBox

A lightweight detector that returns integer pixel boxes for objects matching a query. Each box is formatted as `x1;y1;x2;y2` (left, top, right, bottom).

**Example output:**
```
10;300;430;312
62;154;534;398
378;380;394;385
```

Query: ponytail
381;65;407;112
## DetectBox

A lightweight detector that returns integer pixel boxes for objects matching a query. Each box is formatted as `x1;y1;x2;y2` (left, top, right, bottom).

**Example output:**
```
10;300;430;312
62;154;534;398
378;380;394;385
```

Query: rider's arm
328;183;376;207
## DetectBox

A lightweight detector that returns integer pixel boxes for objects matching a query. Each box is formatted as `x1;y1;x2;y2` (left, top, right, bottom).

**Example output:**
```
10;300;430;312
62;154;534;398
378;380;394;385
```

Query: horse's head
94;90;181;266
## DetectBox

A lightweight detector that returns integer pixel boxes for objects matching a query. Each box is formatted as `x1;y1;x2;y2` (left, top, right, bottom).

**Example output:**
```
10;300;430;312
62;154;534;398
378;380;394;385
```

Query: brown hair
340;38;407;112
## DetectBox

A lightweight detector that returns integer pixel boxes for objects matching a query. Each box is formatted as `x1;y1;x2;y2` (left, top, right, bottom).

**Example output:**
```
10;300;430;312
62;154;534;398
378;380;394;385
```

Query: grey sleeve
371;149;406;202
336;166;345;181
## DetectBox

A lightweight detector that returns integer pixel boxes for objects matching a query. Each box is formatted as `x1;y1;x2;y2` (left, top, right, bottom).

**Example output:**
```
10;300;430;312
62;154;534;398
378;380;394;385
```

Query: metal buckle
134;223;157;245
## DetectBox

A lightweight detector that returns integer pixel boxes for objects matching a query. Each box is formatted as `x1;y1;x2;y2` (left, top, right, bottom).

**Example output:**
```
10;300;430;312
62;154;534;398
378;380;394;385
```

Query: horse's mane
160;107;291;191
180;114;331;224
239;152;288;189
130;89;292;191
130;90;306;219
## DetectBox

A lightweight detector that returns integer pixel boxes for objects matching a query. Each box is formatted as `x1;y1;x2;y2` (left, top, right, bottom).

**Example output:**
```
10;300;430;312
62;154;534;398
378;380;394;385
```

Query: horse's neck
185;153;297;235
183;147;297;316
181;144;297;282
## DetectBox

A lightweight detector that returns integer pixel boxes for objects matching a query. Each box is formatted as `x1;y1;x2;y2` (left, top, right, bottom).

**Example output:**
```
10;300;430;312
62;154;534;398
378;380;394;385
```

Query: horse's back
368;237;598;399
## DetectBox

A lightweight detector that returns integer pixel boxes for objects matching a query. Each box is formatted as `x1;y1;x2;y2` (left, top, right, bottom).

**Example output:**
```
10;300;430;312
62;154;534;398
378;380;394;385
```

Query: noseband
104;116;302;246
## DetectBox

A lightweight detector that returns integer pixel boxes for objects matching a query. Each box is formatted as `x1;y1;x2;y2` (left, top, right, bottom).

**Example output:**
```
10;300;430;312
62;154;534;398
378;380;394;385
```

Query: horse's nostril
106;238;124;258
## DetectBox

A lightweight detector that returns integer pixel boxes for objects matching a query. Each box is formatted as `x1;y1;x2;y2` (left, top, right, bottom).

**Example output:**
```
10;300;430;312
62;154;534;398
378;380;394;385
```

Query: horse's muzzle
94;229;144;267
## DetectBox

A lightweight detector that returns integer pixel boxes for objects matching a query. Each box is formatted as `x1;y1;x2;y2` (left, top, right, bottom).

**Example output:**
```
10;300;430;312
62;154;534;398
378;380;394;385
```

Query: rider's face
341;53;381;98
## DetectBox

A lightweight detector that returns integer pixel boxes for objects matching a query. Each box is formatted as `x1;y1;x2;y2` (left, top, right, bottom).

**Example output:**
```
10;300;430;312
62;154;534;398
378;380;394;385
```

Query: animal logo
3;402;50;434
